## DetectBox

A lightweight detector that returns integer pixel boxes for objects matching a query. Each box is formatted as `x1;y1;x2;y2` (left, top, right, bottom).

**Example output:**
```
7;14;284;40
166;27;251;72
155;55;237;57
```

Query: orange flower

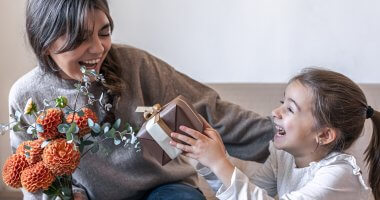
42;138;80;176
20;161;54;193
16;139;44;165
2;154;29;188
66;107;98;138
36;108;63;140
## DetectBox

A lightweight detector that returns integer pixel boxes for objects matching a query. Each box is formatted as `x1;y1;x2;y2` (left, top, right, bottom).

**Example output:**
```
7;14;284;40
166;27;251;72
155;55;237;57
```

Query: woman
9;0;274;199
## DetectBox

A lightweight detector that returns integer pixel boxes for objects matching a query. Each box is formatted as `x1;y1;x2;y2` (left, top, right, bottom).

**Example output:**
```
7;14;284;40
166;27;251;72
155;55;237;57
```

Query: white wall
0;0;36;192
109;0;380;83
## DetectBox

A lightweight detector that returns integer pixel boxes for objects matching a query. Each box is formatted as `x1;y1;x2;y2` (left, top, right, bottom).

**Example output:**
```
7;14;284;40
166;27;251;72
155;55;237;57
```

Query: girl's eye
287;107;294;113
280;100;284;104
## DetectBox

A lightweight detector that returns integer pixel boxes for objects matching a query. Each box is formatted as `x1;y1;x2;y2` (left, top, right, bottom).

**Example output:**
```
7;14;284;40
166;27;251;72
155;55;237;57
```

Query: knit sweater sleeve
117;44;275;162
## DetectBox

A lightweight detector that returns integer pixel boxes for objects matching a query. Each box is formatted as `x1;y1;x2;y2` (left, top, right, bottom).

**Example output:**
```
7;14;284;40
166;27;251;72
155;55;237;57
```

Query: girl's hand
169;117;229;171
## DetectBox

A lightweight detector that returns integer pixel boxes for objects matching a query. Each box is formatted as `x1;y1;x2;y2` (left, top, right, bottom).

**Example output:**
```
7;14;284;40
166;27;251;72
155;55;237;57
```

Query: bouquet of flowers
1;67;139;200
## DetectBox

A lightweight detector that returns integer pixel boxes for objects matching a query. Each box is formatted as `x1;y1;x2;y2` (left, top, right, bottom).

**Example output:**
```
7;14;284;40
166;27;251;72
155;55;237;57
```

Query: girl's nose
271;106;282;119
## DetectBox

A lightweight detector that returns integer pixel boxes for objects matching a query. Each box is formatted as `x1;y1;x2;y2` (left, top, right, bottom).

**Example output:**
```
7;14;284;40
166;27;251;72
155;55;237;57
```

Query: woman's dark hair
26;0;125;96
290;68;379;199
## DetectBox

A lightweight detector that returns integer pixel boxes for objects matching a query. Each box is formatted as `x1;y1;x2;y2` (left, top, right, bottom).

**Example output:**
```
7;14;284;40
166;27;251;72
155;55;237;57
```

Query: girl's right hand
169;117;228;171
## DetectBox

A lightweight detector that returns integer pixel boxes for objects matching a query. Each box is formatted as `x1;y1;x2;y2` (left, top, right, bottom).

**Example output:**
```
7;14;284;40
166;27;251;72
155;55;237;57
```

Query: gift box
136;95;204;165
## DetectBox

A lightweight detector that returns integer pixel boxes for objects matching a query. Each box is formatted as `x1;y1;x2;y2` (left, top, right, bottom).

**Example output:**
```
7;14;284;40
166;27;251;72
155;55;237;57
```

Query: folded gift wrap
136;95;204;165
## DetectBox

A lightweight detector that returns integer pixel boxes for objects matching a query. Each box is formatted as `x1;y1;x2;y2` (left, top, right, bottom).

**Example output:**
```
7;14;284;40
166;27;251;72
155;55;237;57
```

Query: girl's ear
317;127;337;145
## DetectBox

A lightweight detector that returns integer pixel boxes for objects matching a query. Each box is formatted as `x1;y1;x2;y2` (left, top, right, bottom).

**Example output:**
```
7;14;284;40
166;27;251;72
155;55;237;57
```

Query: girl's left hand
169;119;228;170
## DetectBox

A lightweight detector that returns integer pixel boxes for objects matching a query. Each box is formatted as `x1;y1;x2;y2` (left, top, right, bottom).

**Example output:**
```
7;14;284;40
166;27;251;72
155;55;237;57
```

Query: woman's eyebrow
99;23;111;31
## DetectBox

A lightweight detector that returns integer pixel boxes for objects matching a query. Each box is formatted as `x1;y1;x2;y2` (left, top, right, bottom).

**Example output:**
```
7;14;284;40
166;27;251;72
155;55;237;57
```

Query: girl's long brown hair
291;68;379;199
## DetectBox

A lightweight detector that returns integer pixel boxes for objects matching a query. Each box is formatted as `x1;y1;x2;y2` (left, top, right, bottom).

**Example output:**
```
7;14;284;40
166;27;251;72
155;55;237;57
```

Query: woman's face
271;80;319;157
48;9;112;81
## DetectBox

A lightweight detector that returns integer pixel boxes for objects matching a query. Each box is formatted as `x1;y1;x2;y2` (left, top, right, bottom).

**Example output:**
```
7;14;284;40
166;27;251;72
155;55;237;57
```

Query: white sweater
215;142;371;200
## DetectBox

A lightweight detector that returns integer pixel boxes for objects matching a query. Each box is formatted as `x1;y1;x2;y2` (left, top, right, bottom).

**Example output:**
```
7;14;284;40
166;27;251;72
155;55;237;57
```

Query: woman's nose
88;36;104;54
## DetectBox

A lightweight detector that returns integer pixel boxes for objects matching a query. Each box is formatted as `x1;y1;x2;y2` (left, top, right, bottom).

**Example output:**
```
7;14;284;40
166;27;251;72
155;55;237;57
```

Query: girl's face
48;9;112;81
271;80;319;157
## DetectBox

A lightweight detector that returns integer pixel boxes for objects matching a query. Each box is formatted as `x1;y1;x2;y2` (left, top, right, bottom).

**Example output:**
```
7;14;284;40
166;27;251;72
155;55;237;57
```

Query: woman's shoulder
9;67;42;102
9;67;56;108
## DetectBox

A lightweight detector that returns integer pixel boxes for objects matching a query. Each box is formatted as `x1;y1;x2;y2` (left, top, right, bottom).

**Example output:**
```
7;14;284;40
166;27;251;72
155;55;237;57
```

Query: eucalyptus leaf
102;123;111;132
26;126;35;135
87;93;95;99
24;145;31;150
113;119;121;130
43;99;50;107
80;66;86;73
82;140;94;146
103;126;110;134
114;139;121;145
74;83;81;90
12;123;22;132
91;123;101;134
79;142;85;153
88;118;94;127
105;128;116;139
66;123;77;135
36;124;44;133
66;132;73;143
58;124;70;134
77;110;84;117
15;111;22;122
41;140;50;148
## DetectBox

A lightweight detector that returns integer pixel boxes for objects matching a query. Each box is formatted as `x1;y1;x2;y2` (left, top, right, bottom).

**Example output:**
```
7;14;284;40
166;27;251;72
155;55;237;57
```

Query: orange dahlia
66;107;98;138
20;161;54;193
2;154;29;188
36;108;63;140
42;138;80;176
16;139;44;165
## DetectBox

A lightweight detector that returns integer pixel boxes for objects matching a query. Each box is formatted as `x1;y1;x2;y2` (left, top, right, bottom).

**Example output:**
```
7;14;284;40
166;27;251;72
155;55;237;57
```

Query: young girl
170;68;379;200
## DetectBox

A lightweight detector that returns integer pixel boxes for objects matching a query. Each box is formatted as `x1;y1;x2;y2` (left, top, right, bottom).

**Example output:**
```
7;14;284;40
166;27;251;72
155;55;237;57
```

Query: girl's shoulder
311;152;371;196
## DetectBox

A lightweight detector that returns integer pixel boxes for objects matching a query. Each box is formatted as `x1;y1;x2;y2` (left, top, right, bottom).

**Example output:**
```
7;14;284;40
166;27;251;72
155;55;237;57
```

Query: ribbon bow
135;104;162;121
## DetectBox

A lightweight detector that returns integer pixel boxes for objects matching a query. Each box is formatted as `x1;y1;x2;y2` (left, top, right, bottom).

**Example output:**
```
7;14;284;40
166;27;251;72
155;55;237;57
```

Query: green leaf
61;186;72;197
88;118;94;127
77;110;84;117
25;152;30;158
105;128;116;139
82;140;94;146
58;124;70;134
41;140;50;148
26;126;35;135
12;123;22;132
66;123;77;135
114;139;121;145
36;124;44;133
15;111;22;122
80;66;86;73
24;145;31;150
104;126;110;134
66;132;73;142
91;143;99;153
79;142;85;153
113;119;121;130
91;123;101;133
